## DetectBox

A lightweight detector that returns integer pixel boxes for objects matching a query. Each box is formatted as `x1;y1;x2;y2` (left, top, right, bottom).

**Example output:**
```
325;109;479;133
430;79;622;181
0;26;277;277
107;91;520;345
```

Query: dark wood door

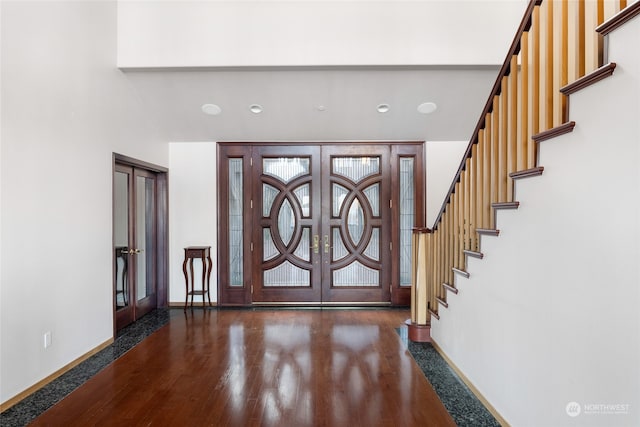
218;142;424;306
114;165;158;330
252;145;391;303
320;145;391;303
252;146;322;302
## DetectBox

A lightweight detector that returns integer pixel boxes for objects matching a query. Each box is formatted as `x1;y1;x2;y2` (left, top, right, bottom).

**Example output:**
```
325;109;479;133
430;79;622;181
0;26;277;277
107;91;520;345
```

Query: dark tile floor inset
0;309;172;427
397;328;500;427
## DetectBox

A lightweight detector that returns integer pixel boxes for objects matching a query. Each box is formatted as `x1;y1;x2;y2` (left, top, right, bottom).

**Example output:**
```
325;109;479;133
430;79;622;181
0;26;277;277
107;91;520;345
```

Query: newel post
406;227;432;342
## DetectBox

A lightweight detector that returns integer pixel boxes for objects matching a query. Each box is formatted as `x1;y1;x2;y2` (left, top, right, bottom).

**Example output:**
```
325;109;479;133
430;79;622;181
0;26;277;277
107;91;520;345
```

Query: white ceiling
123;65;500;143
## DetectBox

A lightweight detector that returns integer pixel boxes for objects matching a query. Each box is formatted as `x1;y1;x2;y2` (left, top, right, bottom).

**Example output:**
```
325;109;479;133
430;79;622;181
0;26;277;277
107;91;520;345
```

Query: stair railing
423;0;632;318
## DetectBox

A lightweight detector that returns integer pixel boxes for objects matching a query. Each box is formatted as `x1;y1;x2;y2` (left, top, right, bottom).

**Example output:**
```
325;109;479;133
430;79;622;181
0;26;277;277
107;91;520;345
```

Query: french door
114;164;159;331
218;143;424;306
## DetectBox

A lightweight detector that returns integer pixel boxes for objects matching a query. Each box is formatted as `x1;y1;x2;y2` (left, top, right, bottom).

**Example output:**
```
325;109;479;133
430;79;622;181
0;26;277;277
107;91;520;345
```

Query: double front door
218;143;424;306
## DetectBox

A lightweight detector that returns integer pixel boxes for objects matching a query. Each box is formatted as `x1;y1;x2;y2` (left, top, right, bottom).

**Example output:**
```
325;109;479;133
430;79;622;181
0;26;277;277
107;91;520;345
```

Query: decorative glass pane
332;157;380;182
229;159;243;287
263;184;279;217
278;198;295;246
363;183;380;217
264;261;310;287
114;172;129;308
294;227;311;261
364;227;380;261
263;228;277;261
400;157;415;287
293;184;310;217
332;184;349;217
347;198;364;245
263;157;310;183
136;176;155;302
333;261;379;287
332;227;347;260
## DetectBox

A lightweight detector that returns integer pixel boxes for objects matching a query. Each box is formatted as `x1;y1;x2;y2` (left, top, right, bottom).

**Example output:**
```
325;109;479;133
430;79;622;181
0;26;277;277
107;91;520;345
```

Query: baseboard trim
430;338;510;427
0;338;114;412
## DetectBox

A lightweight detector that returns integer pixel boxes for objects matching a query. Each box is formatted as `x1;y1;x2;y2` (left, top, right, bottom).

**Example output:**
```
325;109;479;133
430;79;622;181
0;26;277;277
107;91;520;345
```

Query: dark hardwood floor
30;309;455;426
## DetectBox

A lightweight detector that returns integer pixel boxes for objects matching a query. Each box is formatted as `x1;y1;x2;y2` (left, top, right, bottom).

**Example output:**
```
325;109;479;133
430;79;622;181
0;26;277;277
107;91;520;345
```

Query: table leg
182;256;189;311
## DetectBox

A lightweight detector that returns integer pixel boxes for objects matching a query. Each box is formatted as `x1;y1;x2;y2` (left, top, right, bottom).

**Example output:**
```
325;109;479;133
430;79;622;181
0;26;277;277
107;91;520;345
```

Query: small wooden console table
182;246;213;310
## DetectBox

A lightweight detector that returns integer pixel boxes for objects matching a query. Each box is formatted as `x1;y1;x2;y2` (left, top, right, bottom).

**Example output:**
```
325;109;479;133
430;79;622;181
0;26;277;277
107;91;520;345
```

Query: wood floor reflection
31;309;455;427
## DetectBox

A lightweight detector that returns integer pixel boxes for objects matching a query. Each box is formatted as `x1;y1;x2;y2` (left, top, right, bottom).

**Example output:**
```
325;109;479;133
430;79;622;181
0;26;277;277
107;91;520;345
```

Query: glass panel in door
114;170;130;310
134;170;157;318
114;165;134;330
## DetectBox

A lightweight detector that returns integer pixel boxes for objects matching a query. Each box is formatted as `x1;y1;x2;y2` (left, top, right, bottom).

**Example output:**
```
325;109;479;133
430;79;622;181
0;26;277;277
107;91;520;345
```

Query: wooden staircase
418;0;640;319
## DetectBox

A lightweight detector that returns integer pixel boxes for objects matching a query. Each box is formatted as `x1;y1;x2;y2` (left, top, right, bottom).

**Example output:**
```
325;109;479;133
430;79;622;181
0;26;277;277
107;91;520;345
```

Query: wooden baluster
436;230;442;295
469;144;479;251
462;156;475;252
431;230;442;300
442;210;448;286
531;4;541;168
597;0;605;66
520;34;530;172
561;0;569;122
453;184;459;269
578;0;586;77
483;115;492;229
552;0;564;127
460;176;466;262
544;0;554;131
440;212;449;283
567;0;578;85
444;207;450;285
450;196;455;275
491;99;499;228
477;130;485;233
587;1;599;71
499;77;508;203
508;55;518;201
427;232;434;313
456;176;462;264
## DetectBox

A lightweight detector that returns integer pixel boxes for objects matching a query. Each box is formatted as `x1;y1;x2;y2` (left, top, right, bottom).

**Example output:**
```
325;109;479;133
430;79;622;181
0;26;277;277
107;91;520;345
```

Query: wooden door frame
112;153;169;334
216;142;425;307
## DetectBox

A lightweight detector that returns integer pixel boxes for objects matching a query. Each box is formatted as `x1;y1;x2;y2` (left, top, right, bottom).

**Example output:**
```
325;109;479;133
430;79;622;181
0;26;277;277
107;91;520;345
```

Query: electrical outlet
44;331;52;349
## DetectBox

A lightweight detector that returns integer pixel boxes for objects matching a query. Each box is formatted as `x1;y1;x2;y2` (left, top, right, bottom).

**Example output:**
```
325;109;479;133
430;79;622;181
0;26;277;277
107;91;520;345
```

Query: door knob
324;235;331;253
311;235;319;253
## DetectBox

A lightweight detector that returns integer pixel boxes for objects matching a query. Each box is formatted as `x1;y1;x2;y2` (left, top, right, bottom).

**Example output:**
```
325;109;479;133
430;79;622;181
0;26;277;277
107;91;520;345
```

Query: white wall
0;1;167;404
169;142;217;304
117;0;528;68
431;15;640;426
425;140;468;228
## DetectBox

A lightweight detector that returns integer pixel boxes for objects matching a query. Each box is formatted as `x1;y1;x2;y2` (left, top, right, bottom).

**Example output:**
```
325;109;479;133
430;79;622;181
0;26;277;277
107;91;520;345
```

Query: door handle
311;235;319;253
133;248;144;254
324;235;330;253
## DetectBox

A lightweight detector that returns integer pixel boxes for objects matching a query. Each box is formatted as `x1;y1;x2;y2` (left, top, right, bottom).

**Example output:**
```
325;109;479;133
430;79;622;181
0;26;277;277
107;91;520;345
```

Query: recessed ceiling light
417;102;437;114
249;104;263;114
377;104;390;113
317;105;327;112
201;103;222;115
